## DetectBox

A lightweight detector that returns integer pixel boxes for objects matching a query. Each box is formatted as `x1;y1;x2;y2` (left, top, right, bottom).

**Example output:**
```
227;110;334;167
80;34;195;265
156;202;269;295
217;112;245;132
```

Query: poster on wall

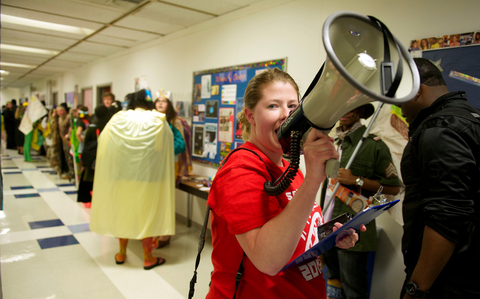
193;124;205;157
65;92;74;107
206;100;218;118
409;30;480;51
204;123;218;159
221;84;237;104
193;104;205;122
191;58;286;167
201;75;211;99
135;75;148;91
218;107;234;143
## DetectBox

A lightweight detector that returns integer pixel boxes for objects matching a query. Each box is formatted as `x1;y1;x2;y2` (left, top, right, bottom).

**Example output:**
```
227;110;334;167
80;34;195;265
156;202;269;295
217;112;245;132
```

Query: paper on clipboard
281;199;400;272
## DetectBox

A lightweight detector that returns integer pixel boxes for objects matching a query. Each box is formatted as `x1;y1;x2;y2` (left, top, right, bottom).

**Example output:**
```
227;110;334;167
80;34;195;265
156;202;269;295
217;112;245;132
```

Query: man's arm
403;225;455;299
337;168;400;195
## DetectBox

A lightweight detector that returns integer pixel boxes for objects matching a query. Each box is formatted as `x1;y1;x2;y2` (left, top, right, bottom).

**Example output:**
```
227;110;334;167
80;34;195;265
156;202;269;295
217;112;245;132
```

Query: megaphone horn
265;11;420;196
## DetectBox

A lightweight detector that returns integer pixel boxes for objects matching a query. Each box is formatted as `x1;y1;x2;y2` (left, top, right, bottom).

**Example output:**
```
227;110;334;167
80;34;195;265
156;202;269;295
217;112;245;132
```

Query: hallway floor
0;149;213;299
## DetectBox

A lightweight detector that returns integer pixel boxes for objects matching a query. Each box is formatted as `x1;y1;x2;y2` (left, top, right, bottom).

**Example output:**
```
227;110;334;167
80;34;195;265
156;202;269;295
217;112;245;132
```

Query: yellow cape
90;108;175;239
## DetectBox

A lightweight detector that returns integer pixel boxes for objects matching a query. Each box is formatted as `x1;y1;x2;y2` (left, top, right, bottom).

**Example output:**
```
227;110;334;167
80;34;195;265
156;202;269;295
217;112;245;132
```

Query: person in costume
56;104;74;180
153;91;191;248
206;68;365;299
321;105;400;299
47;107;62;174
89;89;174;270
2;101;16;150
14;103;26;154
77;105;112;208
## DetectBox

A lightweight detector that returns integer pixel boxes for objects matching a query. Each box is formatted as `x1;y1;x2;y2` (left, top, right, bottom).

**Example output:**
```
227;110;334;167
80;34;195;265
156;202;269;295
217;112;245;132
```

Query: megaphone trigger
325;159;339;179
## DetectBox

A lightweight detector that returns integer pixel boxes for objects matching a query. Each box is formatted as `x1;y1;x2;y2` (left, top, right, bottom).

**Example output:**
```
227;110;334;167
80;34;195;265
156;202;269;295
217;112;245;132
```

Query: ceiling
0;0;264;89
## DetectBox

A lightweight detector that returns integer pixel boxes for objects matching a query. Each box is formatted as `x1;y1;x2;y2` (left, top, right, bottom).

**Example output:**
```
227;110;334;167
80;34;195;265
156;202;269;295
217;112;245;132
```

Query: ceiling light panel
1;22;92;40
0;44;60;55
1;6;103;32
0;53;48;65
1;14;95;36
1;28;79;48
1;0;125;23
0;62;37;69
0;37;71;52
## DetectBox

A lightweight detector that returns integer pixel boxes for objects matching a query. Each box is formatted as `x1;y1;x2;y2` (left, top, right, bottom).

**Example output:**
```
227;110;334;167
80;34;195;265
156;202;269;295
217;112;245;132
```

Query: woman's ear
245;107;255;126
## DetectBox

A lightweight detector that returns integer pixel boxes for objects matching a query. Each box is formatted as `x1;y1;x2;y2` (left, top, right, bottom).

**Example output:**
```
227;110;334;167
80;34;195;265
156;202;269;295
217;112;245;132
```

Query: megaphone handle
325;159;339;179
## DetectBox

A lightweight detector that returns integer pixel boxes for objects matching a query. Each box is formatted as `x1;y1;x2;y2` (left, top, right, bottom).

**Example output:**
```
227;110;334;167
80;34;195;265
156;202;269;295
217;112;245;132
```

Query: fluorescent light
0;70;10;75
0;62;36;69
0;44;59;55
1;14;95;36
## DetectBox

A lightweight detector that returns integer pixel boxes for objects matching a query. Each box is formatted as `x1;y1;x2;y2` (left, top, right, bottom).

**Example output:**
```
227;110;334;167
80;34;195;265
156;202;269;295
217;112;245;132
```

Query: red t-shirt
206;142;326;299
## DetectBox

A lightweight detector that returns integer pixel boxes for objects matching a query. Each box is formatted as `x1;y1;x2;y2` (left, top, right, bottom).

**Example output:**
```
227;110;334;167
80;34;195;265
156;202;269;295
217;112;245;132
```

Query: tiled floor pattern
1;149;213;299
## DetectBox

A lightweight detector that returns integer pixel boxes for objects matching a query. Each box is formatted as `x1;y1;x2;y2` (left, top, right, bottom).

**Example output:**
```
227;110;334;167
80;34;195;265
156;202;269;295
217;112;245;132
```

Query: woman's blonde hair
237;68;299;141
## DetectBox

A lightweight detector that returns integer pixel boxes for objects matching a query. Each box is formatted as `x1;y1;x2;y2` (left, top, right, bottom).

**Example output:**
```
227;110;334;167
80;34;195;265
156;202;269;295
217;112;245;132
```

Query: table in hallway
176;175;210;227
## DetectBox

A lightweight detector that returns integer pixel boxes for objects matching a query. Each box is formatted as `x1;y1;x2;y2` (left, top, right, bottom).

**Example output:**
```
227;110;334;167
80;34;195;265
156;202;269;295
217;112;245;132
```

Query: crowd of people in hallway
1;89;192;271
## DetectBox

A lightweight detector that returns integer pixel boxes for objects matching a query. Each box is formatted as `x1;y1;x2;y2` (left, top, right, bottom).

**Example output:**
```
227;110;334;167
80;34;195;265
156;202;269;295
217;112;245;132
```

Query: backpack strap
188;147;275;299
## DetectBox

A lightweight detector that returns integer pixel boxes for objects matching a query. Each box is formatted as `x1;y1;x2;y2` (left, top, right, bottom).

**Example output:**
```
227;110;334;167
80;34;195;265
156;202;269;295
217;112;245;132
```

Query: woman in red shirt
207;68;365;299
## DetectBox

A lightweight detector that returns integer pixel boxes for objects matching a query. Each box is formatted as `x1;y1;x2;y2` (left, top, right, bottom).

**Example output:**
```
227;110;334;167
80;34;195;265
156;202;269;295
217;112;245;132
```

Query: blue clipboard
281;199;400;272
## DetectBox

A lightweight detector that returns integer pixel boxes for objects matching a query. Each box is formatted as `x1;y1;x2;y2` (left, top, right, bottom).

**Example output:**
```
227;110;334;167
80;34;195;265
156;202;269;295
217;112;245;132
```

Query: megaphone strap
368;15;403;97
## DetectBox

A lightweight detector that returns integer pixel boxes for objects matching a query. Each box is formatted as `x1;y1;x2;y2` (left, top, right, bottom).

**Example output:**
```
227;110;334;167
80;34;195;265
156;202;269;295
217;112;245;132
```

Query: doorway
96;85;112;106
82;88;93;114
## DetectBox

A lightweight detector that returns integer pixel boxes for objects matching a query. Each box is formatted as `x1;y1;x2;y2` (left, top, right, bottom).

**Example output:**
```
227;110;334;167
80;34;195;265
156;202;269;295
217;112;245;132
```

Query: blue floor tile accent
68;223;90;234
29;219;65;230
37;235;79;249
2;167;19;169
20;168;39;171
10;186;34;190
3;172;22;175
1;158;12;160
35;166;50;168
56;183;76;187
37;187;61;192
14;193;41;198
64;191;78;195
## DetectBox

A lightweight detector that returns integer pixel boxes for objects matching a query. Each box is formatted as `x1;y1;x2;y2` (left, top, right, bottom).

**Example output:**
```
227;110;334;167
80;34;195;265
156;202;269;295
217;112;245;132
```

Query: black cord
264;131;303;196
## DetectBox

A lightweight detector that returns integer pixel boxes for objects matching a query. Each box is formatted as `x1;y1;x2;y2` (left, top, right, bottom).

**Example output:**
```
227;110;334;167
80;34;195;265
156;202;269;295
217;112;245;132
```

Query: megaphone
264;11;420;196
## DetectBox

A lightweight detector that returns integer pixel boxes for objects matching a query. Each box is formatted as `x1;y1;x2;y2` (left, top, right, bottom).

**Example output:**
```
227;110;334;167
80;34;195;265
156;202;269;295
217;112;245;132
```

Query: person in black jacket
399;58;480;299
77;105;113;208
2;101;16;150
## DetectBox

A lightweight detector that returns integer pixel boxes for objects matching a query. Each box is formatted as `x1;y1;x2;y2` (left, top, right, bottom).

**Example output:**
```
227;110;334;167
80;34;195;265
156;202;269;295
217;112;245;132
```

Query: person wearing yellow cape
89;89;174;270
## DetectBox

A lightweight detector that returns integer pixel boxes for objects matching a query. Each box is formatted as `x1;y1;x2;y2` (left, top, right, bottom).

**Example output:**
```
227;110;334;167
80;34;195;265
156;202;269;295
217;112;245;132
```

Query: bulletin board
191;58;286;167
421;45;480;108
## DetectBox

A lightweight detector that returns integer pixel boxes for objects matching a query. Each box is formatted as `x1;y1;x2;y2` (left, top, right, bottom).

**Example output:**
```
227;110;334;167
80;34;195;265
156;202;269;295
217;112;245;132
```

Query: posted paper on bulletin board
191;58;286;167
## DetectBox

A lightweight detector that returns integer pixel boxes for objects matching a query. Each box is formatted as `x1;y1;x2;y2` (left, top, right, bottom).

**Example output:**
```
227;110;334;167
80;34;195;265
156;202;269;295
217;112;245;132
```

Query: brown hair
237;68;299;141
154;97;177;124
102;92;115;101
